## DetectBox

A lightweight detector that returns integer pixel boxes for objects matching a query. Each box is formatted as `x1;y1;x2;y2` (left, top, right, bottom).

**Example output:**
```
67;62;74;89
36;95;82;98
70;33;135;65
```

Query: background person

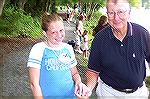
86;0;150;99
27;12;88;99
70;4;79;23
79;11;86;21
74;15;85;54
66;4;71;23
92;15;109;37
82;30;89;58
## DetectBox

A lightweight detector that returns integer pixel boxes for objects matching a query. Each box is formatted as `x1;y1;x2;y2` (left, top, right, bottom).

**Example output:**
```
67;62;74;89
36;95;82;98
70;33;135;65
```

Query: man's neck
112;25;128;41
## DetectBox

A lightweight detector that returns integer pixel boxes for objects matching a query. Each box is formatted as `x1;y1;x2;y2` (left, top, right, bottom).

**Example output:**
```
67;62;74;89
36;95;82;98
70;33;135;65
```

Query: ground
0;37;38;97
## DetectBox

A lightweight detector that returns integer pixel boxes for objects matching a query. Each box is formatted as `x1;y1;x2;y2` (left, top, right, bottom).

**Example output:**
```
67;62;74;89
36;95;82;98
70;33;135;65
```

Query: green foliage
145;0;150;9
75;53;88;67
146;77;150;91
59;0;77;6
129;0;141;8
82;0;105;3
83;11;102;41
0;6;42;38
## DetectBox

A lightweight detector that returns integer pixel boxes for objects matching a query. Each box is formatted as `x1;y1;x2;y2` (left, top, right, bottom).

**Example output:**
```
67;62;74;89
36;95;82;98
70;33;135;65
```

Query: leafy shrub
83;11;102;47
84;11;102;36
146;77;150;91
0;6;42;38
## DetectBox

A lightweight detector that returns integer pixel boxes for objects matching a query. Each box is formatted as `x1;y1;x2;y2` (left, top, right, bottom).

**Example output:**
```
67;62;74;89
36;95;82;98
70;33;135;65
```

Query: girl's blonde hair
41;12;63;32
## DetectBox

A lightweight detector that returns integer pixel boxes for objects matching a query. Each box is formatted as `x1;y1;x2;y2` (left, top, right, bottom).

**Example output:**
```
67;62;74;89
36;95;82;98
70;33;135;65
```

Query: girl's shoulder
61;43;73;49
32;42;47;49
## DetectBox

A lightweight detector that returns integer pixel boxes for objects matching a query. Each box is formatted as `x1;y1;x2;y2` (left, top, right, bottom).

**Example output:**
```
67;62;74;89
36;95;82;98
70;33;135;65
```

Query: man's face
106;1;131;30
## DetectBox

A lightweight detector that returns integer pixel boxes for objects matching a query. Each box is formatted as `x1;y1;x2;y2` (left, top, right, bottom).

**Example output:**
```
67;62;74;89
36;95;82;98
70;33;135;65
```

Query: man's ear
128;9;131;19
43;31;47;37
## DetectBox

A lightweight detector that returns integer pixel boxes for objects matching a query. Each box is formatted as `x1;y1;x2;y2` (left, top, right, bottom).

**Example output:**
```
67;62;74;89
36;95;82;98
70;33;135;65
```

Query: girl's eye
52;32;55;34
60;29;64;32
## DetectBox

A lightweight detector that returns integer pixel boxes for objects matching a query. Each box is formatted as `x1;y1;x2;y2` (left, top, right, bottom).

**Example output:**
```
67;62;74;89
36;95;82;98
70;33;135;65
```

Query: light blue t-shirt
27;42;77;98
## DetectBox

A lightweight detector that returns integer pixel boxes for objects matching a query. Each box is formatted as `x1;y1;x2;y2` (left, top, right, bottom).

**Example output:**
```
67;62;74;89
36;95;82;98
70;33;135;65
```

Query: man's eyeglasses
107;10;127;18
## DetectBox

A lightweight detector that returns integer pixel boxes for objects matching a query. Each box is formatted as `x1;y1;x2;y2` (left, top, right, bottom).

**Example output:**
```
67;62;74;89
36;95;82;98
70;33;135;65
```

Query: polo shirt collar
109;22;132;39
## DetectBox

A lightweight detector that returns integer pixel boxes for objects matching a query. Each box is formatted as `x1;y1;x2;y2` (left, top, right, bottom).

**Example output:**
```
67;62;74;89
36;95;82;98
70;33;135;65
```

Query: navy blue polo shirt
88;22;150;89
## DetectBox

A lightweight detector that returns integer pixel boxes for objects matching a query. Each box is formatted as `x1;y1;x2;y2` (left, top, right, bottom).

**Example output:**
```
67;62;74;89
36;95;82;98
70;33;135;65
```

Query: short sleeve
144;29;150;63
87;36;102;73
27;42;46;69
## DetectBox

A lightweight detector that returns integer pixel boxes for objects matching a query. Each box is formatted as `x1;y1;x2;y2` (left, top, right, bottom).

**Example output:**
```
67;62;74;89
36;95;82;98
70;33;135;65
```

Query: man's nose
114;12;120;20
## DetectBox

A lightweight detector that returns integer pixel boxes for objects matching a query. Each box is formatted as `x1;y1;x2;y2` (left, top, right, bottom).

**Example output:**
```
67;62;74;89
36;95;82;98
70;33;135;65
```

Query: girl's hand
74;82;92;98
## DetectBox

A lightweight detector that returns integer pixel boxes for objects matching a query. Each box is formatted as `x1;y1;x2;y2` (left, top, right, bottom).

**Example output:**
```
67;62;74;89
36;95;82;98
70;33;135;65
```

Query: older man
86;0;150;99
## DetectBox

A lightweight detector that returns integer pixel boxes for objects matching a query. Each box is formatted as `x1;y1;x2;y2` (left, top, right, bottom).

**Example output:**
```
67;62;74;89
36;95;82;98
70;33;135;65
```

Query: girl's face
46;21;65;46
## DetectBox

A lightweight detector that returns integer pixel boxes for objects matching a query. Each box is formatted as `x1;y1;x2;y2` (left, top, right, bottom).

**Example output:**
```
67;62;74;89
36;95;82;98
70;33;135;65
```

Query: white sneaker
78;50;83;54
75;50;82;54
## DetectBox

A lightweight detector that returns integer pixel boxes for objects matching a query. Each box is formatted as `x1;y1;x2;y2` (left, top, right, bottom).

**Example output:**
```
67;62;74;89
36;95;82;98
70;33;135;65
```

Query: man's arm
148;63;150;69
145;29;150;69
86;69;99;93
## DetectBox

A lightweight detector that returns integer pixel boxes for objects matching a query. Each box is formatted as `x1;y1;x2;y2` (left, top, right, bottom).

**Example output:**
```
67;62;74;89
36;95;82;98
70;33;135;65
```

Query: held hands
74;82;92;98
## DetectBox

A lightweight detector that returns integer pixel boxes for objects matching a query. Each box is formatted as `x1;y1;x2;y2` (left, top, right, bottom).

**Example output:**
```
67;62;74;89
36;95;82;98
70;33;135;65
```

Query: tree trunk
0;0;5;16
51;0;57;13
10;0;17;6
43;0;49;12
18;0;27;10
46;0;50;12
87;2;98;20
35;0;48;13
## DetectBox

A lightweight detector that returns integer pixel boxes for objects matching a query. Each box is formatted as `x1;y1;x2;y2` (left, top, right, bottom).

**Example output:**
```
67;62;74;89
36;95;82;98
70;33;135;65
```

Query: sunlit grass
146;77;150;91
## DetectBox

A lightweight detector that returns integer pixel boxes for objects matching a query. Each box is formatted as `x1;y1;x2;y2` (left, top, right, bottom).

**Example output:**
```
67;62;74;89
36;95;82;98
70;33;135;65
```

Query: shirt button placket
120;44;124;55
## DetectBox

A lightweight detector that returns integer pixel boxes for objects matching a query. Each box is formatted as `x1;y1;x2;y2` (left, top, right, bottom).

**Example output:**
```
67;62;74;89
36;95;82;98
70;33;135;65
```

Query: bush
83;11;102;47
146;77;150;91
84;11;102;34
0;6;42;38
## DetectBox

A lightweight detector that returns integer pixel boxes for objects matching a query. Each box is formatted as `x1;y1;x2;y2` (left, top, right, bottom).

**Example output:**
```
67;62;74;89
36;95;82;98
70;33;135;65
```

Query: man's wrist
75;81;82;86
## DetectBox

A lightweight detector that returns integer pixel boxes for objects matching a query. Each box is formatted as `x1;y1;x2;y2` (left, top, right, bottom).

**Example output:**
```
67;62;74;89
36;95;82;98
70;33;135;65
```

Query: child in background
74;15;84;54
82;30;89;58
92;15;109;37
75;29;82;54
66;4;71;23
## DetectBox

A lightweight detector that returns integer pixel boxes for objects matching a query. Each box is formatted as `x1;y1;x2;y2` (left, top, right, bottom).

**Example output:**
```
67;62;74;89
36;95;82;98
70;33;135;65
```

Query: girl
27;12;89;99
82;30;89;58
